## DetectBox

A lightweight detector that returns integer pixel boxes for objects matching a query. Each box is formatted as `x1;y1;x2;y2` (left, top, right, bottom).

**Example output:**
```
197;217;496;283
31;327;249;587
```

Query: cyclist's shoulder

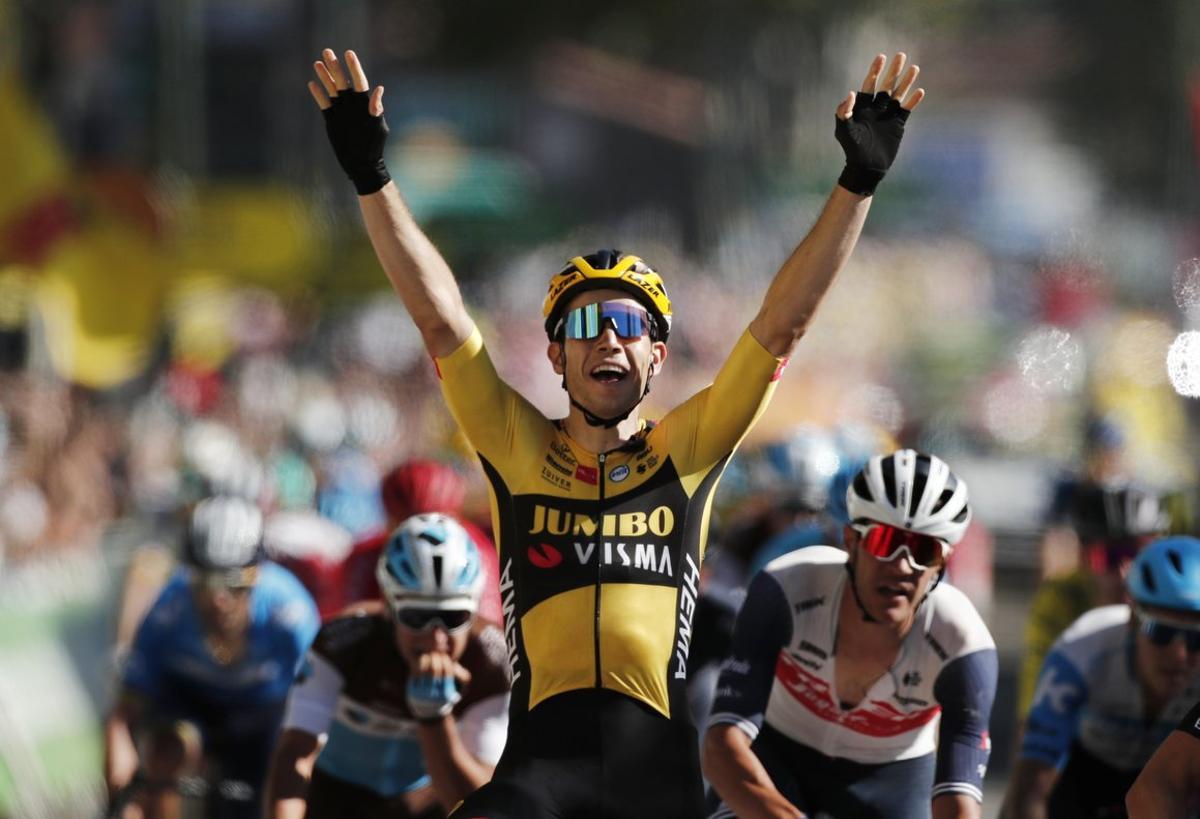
313;602;388;661
140;569;195;629
1059;604;1130;645
762;544;846;587
925;582;996;659
1049;604;1130;666
254;563;320;631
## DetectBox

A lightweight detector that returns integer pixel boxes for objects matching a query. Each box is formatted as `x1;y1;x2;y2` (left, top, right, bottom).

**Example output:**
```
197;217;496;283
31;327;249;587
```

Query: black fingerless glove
834;91;910;196
322;90;391;195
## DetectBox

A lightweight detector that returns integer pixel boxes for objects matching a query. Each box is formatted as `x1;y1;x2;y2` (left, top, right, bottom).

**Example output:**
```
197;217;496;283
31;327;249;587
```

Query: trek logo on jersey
902;670;922;687
527;543;563;569
609;465;630;482
529;504;676;538
794;596;825;613
798;640;828;660
673;553;701;679
498;559;522;683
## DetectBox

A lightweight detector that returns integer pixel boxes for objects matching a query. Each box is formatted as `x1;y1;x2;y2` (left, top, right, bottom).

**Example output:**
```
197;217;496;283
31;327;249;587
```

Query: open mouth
589;365;629;384
877;583;915;601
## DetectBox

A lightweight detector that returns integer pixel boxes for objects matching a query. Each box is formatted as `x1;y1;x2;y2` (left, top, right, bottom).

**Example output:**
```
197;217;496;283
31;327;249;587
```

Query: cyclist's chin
570;381;640;415
869;588;915;625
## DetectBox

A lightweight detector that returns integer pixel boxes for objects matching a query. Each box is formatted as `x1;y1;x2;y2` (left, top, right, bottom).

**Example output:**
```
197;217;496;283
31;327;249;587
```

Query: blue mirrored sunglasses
557;301;653;341
1139;614;1200;652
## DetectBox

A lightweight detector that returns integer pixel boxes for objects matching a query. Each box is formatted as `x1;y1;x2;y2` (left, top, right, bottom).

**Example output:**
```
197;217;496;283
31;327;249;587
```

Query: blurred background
2;0;1200;816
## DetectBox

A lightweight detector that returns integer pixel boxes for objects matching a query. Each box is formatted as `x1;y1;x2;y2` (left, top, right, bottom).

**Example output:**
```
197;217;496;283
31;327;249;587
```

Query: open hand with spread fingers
834;52;926;197
308;48;391;195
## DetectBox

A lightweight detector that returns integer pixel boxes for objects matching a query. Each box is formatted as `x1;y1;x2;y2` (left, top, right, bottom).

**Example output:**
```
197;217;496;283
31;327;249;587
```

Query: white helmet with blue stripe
376;513;484;613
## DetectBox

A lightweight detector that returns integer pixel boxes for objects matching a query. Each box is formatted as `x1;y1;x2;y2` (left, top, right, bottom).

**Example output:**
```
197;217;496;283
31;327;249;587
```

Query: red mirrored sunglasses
853;522;948;571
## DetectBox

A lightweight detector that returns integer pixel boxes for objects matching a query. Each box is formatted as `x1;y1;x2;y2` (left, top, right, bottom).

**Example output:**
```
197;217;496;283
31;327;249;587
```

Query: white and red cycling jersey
708;545;997;807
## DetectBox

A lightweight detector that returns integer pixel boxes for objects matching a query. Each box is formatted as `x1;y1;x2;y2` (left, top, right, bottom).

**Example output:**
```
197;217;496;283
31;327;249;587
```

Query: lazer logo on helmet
528;504;676;537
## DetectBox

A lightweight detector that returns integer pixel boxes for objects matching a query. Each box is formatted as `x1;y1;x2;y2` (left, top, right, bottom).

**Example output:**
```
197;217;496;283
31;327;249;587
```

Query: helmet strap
844;559;880;624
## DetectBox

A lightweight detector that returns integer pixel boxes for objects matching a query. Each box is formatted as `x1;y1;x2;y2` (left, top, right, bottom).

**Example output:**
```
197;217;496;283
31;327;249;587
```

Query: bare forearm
265;732;320;819
1126;731;1200;819
702;728;802;819
748;185;871;357
932;793;981;819
358;183;474;357
417;717;495;812
104;716;138;791
1127;774;1187;819
1001;761;1057;819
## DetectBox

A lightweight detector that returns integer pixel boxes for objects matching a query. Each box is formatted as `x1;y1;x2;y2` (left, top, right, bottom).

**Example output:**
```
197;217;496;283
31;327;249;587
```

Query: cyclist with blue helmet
1005;536;1200;819
266;513;510;818
104;496;320;819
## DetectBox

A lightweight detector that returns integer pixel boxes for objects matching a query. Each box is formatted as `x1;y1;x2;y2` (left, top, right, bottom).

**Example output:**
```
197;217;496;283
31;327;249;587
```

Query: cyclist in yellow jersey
308;47;925;819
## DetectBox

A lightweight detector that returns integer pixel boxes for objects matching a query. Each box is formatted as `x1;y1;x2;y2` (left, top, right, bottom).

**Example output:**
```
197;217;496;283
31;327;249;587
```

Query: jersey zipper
594;451;606;689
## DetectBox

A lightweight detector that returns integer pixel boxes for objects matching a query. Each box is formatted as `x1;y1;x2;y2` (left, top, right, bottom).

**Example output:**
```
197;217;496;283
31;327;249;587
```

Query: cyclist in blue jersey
1005;536;1200;819
104;496;320;819
703;450;997;819
265;514;510;819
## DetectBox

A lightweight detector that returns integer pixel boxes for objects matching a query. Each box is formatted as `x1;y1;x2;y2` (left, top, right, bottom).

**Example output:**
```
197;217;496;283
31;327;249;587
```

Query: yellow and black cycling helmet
542;249;673;342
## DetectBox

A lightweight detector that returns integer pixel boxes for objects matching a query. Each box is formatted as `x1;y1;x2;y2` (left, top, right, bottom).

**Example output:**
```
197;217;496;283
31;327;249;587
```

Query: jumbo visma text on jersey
434;325;785;723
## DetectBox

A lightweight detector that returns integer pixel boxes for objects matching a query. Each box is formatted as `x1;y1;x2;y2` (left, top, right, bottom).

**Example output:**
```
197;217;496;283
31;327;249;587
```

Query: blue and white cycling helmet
376;513;484;613
1128;536;1200;613
762;426;840;513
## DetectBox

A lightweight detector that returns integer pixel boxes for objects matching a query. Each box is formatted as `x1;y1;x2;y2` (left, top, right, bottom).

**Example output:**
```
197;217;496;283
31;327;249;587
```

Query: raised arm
308;49;474;357
748;52;924;357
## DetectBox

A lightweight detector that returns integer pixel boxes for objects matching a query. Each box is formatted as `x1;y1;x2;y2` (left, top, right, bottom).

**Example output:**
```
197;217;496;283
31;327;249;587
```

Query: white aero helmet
376;513;484;613
846;449;971;546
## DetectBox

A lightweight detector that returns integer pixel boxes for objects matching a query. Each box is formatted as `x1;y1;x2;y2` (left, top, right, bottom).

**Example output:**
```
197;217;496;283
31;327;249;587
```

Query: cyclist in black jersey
307;46;925;818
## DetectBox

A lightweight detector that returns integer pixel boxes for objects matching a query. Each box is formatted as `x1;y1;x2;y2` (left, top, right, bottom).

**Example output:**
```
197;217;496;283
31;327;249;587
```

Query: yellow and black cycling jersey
436;326;783;722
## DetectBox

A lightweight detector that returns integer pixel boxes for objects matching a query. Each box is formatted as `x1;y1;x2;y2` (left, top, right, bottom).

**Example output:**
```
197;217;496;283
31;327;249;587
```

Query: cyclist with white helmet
1004;536;1200;819
704;450;997;819
104;496;320;819
265;514;510;818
